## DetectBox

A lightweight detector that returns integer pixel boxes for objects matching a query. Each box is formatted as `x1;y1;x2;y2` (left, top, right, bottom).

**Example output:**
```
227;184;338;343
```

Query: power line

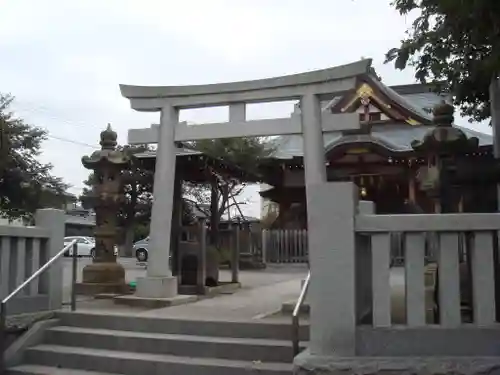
11;101;103;149
12;101;103;130
47;134;99;149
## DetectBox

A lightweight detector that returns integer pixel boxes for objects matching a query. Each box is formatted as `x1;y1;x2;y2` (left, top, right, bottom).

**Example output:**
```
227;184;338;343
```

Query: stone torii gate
120;59;368;355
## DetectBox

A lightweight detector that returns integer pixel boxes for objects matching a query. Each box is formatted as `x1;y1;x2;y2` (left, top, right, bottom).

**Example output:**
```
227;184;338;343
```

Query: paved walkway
67;266;412;323
64;263;421;327
67;263;307;322
140;278;303;321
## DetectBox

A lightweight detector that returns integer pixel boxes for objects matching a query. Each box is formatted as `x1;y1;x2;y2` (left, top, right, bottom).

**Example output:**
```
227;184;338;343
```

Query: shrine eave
268;124;493;162
134;148;266;184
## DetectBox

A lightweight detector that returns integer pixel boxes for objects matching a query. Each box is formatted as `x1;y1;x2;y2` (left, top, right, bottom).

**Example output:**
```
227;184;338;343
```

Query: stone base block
135;276;178;298
94;293;124;300
113;294;197;309
74;282;129;296
178;282;241;296
294;350;500;375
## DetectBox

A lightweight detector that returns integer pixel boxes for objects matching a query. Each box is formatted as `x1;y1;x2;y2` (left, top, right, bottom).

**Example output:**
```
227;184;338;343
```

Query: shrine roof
133;147;265;183
270;124;492;159
269;77;492;159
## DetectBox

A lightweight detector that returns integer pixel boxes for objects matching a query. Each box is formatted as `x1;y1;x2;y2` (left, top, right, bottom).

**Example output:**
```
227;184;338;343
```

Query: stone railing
355;209;499;356
0;209;65;315
304;182;500;359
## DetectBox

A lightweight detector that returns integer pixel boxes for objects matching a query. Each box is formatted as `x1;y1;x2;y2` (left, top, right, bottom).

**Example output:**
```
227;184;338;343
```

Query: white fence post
35;209;65;310
308;182;358;356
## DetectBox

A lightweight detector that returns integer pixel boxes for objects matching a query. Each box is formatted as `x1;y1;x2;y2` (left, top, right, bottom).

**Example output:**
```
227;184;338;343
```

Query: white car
64;236;119;258
64;236;95;258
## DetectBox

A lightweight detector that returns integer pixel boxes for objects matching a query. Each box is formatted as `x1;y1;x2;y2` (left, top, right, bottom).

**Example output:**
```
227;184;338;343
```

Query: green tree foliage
81;145;155;254
183;137;273;224
386;0;500;122
0;94;69;219
81;145;195;254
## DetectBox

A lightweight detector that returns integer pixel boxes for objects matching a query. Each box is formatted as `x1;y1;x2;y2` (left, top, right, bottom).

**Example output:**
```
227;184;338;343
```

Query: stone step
281;300;310;315
55;311;310;341
8;364;117;375
45;326;307;363
25;345;292;375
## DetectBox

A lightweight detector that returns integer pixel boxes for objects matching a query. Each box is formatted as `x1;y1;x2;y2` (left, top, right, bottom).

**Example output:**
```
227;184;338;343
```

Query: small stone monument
77;124;129;295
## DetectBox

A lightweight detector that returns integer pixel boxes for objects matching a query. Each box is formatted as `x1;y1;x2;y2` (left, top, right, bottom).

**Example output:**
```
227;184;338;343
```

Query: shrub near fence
262;229;308;263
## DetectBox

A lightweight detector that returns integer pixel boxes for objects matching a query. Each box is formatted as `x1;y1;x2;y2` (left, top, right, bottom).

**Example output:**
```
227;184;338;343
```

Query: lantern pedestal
76;262;128;295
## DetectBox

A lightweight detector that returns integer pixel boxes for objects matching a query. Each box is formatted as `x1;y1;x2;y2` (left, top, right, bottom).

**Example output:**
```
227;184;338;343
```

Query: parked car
133;236;178;263
133;237;149;262
64;236;118;258
64;236;95;258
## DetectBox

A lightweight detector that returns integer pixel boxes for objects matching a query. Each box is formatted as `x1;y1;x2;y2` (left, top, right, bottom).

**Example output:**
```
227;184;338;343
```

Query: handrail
0;239;78;373
292;270;310;357
2;240;77;305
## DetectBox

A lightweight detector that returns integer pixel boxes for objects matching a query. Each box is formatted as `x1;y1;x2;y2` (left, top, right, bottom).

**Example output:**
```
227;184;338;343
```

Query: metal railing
0;239;78;373
291;270;310;357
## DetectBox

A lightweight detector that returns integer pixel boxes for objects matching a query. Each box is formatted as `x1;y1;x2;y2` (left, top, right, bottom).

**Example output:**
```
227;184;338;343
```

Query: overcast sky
0;0;491;218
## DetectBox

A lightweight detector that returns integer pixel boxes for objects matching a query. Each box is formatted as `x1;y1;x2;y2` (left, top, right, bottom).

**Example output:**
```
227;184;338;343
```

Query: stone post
307;182;358;356
136;104;178;298
261;229;268;265
356;200;374;323
197;218;207;293
490;77;500;202
232;222;240;284
35;209;65;310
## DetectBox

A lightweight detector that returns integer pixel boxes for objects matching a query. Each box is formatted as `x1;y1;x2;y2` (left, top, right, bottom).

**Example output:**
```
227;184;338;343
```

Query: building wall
65;224;94;237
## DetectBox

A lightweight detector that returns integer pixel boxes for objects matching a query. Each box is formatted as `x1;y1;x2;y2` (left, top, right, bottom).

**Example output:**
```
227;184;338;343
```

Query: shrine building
259;71;494;228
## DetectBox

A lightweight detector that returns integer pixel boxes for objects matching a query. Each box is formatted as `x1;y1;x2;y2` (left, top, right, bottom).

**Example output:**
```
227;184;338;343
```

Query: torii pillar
135;105;179;298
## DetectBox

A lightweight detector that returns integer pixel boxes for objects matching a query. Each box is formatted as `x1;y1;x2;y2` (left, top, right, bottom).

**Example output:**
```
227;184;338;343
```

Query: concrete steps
9;365;116;375
8;312;309;375
23;345;292;375
44;326;300;363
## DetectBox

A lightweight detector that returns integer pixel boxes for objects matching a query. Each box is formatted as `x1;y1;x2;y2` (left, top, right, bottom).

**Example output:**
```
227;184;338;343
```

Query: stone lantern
77;124;130;295
412;101;479;323
412;100;478;213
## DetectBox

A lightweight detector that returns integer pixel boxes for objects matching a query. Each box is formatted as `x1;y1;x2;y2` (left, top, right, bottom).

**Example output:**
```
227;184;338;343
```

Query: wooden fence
261;229;440;265
262;229;308;263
